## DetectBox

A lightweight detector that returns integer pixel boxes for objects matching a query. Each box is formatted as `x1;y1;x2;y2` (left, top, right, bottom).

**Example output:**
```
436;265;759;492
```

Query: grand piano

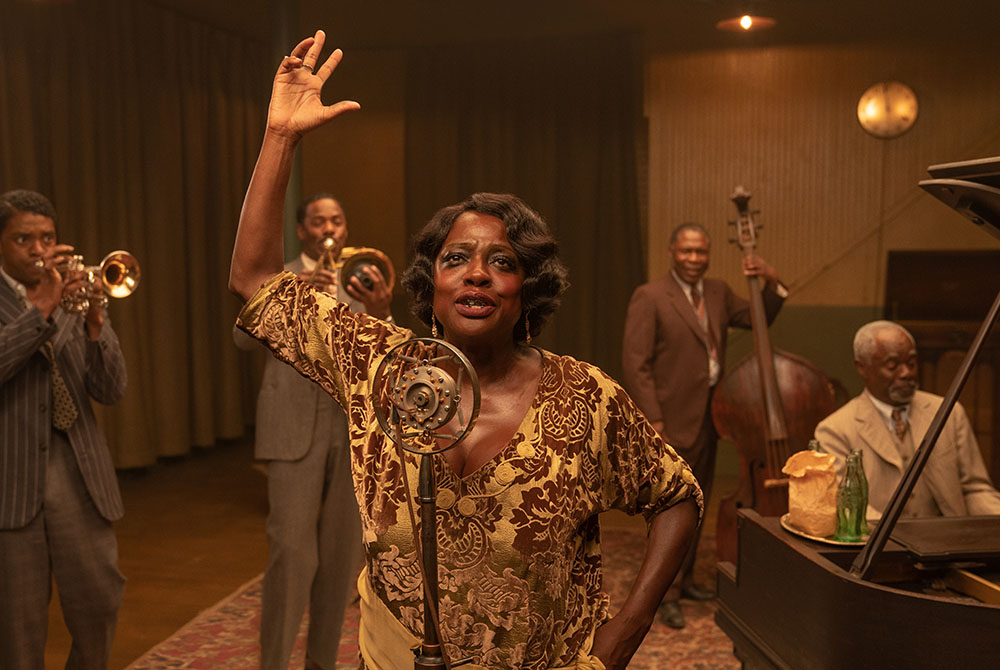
715;158;1000;669
716;512;1000;669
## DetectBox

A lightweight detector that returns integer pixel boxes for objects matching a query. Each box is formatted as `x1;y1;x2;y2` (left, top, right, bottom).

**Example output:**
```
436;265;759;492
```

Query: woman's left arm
590;498;699;669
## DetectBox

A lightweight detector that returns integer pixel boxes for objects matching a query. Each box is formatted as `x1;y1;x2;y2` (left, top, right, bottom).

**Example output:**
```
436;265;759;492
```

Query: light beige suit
815;390;1000;517
233;259;365;670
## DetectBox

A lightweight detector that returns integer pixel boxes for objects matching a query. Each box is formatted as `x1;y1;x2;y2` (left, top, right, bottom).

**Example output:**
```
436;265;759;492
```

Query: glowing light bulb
864;100;880;120
716;14;776;32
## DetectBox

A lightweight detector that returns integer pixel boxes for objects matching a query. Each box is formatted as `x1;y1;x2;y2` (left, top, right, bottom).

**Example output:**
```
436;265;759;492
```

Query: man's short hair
296;193;342;225
669;222;710;246
853;320;915;363
0;189;57;232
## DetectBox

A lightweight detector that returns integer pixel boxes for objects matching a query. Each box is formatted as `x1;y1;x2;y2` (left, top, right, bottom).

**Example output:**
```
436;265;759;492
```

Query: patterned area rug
126;527;738;669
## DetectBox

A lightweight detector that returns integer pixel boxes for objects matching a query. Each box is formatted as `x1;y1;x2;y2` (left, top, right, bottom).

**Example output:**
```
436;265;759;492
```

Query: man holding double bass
622;222;786;629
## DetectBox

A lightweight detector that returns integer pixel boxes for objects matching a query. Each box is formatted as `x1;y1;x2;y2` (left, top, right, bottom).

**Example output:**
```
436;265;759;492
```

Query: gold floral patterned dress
237;272;702;670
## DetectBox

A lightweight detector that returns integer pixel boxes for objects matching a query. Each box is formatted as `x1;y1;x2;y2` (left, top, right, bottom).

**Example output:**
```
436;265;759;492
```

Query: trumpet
307;234;344;284
48;250;141;314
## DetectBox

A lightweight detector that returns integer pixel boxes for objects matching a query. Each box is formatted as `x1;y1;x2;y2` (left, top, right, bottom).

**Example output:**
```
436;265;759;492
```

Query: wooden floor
45;437;269;670
43;436;729;669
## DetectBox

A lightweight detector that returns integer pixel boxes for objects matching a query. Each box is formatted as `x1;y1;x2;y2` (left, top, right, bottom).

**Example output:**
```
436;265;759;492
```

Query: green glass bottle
857;453;869;536
834;450;869;542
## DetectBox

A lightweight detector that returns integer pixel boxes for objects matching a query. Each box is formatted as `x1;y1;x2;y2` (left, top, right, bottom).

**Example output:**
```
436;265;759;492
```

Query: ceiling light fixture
716;14;777;32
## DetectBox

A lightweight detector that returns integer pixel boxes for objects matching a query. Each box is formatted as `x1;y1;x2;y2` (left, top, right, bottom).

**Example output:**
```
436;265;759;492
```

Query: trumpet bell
100;250;141;298
340;247;395;292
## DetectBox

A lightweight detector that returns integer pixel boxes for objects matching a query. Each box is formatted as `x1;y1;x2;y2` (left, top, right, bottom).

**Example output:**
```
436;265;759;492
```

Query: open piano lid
851;157;1000;579
918;156;1000;242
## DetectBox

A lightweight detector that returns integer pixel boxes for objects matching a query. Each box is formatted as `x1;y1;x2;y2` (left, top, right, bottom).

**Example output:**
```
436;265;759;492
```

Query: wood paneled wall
646;43;1000;307
646;40;1000;474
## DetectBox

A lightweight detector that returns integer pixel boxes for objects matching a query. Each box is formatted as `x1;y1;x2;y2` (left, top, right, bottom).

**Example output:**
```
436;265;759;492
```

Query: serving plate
779;513;868;546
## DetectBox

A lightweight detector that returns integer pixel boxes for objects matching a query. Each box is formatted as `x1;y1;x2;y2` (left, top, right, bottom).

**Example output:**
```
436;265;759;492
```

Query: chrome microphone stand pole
373;339;480;670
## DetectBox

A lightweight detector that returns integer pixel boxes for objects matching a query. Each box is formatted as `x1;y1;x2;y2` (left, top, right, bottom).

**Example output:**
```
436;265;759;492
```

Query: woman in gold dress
230;30;701;670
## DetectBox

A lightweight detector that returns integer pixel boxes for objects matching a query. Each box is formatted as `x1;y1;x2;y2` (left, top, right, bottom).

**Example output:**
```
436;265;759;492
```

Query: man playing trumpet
0;189;128;669
233;193;392;670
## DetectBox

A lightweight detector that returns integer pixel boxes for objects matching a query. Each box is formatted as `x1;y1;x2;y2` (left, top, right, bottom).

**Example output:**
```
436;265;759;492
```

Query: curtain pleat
405;35;645;380
0;1;269;467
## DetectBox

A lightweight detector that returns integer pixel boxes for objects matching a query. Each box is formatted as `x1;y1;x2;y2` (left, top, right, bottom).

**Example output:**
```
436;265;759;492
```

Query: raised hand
230;30;360;300
266;30;361;140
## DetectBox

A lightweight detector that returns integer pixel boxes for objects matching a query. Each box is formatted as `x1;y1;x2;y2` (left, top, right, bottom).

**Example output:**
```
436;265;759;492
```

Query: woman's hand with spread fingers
266;30;360;141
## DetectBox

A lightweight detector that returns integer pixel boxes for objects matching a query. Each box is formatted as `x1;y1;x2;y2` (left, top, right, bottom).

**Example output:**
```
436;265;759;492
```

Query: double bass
711;187;837;564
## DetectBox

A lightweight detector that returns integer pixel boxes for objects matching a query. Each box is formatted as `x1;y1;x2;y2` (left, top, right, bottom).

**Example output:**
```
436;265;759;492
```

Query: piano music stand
850;157;1000;579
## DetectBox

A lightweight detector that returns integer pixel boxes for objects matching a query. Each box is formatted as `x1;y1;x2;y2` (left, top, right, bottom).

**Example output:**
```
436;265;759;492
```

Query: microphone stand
410;452;445;669
374;339;480;670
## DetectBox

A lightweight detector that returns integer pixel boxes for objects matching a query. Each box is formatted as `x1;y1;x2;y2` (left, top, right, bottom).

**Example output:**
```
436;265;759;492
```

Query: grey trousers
260;398;363;670
0;430;125;670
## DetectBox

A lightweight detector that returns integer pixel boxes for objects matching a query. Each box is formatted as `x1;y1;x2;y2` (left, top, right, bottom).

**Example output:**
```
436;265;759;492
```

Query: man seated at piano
814;319;1000;519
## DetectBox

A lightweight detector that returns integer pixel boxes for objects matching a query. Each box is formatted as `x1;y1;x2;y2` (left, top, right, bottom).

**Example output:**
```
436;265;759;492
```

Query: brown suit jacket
815;390;1000;517
622;274;783;449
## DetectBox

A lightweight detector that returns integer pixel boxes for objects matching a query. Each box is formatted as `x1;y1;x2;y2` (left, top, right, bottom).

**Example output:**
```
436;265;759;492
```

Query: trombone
39;250;141;314
340;246;395;292
307;234;395;293
307;234;344;284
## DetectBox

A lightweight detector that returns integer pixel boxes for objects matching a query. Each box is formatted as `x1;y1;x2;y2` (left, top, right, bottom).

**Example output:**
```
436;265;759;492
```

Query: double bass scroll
711;187;837;565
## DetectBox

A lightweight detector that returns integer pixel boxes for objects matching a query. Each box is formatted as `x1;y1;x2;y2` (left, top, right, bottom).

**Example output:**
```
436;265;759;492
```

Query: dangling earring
524;314;532;345
431;316;439;339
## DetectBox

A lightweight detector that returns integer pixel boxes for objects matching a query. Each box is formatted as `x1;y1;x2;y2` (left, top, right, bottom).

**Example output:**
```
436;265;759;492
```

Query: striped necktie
890;407;908;440
690;285;719;358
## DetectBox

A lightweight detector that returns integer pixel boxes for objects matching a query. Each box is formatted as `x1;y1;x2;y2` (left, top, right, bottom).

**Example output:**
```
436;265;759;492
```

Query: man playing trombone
233;193;392;670
0;189;128;669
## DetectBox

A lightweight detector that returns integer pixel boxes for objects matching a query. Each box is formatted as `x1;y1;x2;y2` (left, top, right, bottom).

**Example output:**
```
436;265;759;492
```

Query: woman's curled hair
401;193;569;341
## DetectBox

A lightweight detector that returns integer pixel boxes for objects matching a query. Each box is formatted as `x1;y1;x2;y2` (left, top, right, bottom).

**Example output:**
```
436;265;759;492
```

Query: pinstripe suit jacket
0;278;127;529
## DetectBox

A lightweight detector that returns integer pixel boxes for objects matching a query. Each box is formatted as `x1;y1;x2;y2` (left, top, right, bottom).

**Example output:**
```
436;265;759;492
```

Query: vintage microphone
371;338;480;670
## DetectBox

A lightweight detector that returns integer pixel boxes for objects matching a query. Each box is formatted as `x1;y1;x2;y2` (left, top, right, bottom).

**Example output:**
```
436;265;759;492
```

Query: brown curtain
404;34;645;380
0;1;269;467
